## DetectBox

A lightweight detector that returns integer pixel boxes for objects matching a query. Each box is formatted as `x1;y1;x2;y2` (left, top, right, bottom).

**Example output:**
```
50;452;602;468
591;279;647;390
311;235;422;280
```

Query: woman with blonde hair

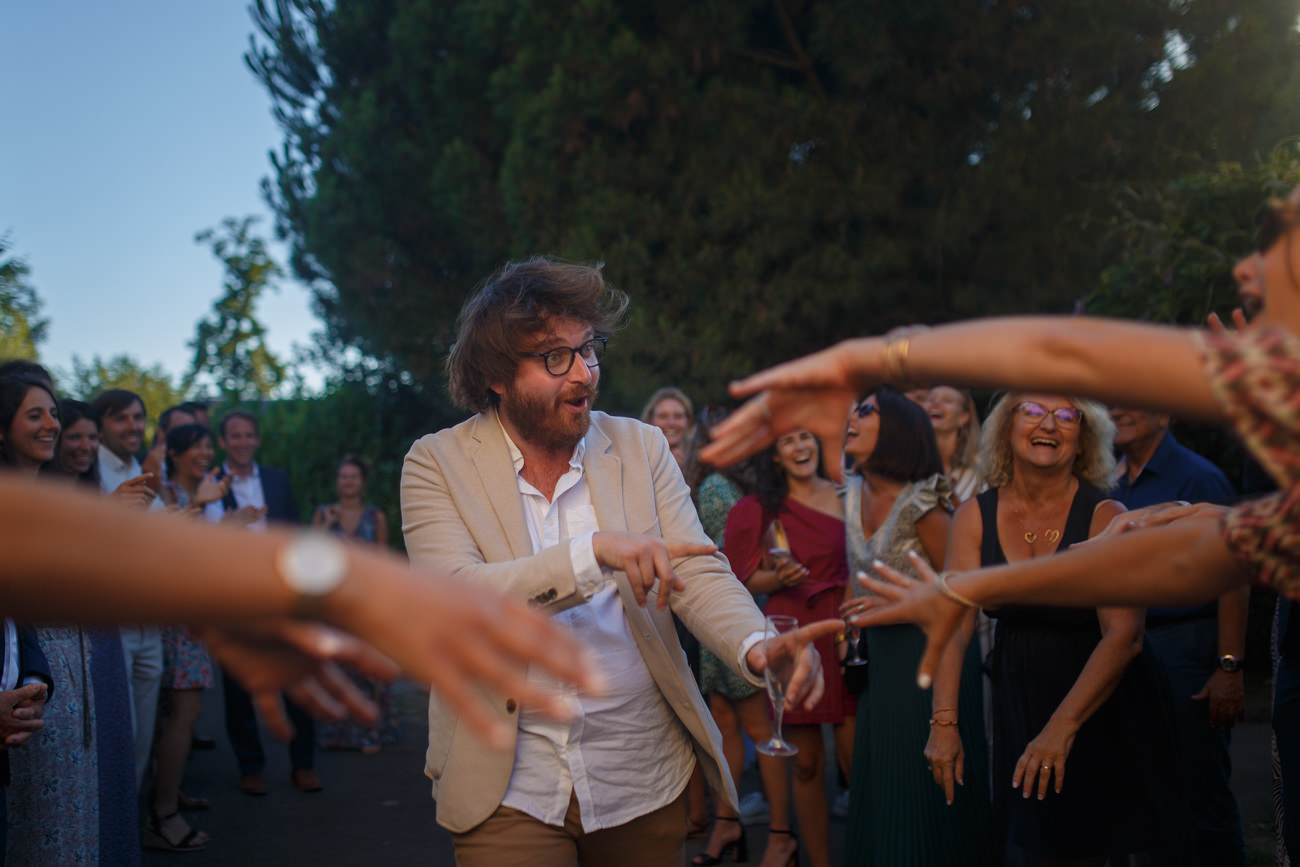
641;386;695;470
928;393;1179;865
924;386;983;504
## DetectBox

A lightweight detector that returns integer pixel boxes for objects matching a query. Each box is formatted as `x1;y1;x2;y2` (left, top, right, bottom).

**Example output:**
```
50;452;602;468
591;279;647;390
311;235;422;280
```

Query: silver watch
1217;654;1242;673
276;533;349;619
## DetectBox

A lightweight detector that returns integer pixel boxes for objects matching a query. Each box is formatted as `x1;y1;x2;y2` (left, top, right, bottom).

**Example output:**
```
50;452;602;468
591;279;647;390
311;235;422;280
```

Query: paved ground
143;680;1278;866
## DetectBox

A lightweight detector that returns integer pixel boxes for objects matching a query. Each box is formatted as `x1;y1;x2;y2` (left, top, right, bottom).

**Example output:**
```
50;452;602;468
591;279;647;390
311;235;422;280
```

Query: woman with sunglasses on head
837;387;994;866
723;429;848;867
924;386;984;506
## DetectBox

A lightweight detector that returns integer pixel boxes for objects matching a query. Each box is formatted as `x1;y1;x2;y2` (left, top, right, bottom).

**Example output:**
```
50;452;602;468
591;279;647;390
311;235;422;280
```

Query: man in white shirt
401;258;835;866
91;388;164;790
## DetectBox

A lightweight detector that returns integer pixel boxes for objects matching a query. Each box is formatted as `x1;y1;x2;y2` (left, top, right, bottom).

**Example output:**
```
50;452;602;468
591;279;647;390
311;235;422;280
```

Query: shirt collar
495;413;586;477
223;460;260;480
98;444;134;475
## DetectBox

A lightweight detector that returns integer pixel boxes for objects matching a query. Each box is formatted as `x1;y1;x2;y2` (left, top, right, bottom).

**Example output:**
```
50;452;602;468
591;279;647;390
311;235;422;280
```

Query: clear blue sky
1;2;318;390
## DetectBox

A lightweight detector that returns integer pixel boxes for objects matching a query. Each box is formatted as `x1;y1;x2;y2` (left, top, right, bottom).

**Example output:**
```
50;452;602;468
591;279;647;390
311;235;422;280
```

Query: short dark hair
165;424;214;476
91;389;145;419
0;375;59;468
177;400;209;417
861;387;945;483
446;257;629;412
218;409;259;438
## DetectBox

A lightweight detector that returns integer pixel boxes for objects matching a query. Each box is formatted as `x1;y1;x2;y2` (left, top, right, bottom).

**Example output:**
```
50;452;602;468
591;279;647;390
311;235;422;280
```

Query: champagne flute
755;614;800;757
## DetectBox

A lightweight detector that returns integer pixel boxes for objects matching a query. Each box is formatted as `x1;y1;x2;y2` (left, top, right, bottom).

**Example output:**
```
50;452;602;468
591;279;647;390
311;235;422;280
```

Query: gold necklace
1023;528;1061;545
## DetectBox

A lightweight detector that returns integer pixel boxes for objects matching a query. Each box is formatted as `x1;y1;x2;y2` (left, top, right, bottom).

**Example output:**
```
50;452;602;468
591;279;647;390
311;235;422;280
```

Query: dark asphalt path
142;681;1275;866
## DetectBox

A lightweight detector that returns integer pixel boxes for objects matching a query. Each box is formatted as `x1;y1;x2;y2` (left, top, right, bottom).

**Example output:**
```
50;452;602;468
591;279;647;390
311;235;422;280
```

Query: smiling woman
0;375;60;473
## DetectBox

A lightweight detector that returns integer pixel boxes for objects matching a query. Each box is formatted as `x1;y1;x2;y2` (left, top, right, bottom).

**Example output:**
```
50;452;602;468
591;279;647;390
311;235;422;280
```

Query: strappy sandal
143;810;211;852
765;828;799;867
692;816;748;865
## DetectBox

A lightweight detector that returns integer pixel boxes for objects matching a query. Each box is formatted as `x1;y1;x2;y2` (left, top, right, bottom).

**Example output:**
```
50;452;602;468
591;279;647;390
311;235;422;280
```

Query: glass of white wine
755;614;800;757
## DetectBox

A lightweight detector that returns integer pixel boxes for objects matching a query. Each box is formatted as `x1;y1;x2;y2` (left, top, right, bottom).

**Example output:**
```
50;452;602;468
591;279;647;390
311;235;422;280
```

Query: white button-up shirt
498;426;696;831
97;445;163;512
203;462;268;532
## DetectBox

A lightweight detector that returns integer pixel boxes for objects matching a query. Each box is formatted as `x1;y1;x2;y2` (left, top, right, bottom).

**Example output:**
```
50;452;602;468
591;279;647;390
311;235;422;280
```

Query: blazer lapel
584;416;627;534
470;411;535;560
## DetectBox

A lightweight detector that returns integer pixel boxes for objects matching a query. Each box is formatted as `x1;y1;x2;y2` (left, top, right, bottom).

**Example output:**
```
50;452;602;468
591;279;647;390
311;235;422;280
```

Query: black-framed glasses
854;402;878;418
521;337;608;376
1258;199;1297;254
1017;401;1082;426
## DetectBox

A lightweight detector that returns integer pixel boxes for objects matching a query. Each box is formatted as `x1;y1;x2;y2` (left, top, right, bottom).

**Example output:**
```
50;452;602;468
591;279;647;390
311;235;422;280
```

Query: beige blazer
401;409;767;833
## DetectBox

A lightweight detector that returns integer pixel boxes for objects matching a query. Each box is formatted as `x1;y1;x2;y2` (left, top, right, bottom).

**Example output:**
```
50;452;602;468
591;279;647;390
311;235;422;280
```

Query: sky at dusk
2;3;320;390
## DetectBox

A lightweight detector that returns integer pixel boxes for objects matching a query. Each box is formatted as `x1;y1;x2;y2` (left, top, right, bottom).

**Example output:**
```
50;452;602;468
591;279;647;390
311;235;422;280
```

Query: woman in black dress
931;393;1173;866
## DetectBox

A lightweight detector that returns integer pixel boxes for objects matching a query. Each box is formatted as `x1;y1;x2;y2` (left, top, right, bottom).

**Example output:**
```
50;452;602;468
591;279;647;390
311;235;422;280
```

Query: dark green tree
0;236;49;361
190;216;287;400
248;0;1299;411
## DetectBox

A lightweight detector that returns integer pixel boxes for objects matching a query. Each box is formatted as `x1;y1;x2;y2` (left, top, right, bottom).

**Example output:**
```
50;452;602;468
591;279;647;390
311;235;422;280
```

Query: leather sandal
143;810;210;852
765;828;799;867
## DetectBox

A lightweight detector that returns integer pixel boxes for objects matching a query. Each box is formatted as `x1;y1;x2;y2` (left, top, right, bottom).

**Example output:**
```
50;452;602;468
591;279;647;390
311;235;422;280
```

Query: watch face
282;534;348;596
1219;655;1241;673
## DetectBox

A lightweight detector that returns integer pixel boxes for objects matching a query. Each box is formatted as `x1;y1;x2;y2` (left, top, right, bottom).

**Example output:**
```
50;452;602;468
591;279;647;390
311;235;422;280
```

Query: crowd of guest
0;359;397;864
657;377;1252;867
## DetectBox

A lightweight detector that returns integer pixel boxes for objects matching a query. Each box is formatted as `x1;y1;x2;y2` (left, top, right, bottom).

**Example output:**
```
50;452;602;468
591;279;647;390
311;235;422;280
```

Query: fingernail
872;559;885;570
917;673;932;689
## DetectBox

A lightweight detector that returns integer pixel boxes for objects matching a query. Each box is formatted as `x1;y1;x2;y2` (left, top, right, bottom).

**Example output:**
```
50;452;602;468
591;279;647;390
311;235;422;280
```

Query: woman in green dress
839;387;995;866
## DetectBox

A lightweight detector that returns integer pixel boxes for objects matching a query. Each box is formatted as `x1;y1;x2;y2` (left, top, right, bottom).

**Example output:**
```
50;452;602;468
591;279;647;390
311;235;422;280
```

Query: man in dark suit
0;621;52;865
206;410;320;795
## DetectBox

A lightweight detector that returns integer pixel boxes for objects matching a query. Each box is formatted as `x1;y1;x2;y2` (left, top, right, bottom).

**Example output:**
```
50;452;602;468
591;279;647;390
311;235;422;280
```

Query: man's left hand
592;532;717;611
1193;669;1246;731
745;620;843;710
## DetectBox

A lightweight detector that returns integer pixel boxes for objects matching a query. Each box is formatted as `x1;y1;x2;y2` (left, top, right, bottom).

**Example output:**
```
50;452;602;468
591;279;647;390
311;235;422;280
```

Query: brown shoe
239;774;267;796
291;769;322;792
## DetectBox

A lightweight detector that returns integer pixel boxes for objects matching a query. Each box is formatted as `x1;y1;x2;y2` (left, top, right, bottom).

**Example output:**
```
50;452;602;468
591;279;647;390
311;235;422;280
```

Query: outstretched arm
851;513;1251;688
702;317;1222;480
2;476;603;748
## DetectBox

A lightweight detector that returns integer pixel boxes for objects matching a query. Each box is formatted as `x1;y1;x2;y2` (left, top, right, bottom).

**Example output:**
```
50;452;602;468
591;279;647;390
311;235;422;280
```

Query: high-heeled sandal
692;816;749;865
765;828;799;867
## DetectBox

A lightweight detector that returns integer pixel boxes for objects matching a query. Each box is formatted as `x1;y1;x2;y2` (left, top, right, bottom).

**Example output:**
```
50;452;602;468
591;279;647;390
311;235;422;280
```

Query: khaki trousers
451;787;687;867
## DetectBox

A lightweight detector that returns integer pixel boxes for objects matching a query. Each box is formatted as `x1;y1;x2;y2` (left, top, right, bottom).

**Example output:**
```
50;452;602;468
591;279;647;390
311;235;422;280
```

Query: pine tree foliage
0;236;49;362
248;0;1299;409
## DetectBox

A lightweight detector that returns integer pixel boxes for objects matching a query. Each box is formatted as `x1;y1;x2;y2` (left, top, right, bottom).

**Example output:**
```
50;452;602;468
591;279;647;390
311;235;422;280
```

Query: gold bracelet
935;572;979;609
881;325;928;386
834;631;847;645
931;706;958;715
929;718;959;727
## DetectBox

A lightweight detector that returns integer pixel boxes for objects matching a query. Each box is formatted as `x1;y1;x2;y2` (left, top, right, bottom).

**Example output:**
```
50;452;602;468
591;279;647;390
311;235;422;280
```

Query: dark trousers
221;669;314;775
1276;600;1300;863
1147;618;1247;867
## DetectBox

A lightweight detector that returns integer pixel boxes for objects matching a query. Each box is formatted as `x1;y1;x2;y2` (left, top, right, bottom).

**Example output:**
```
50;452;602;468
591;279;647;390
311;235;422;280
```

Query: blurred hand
925;724;965;805
1194;669;1245;731
109;474;157;509
700;341;866;482
195;468;232;507
222;505;268;527
0;683;48;748
849;553;969;689
198;622;394;741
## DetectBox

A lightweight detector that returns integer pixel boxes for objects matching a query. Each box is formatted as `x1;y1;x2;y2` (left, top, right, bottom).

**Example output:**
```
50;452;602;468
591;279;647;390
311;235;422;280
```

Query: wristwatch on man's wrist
277;533;350;620
1217;654;1243;673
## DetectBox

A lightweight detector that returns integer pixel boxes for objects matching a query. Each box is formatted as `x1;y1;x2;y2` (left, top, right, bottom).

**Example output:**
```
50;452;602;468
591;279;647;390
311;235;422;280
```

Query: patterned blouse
1197;327;1300;593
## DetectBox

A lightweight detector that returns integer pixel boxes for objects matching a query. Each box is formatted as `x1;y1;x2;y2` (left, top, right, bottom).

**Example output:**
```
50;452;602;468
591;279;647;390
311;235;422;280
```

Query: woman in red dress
724;429;851;867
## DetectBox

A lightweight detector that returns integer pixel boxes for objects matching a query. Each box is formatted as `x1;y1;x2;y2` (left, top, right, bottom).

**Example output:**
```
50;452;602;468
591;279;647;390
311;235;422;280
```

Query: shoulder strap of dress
1060;482;1106;548
975;488;1004;566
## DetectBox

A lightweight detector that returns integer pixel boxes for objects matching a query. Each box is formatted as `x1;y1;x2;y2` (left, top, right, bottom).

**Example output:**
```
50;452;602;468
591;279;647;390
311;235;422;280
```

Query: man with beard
401;257;835;867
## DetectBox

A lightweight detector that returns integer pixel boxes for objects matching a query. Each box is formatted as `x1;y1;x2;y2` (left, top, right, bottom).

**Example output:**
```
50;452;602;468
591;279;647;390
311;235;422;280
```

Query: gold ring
1041;763;1051;770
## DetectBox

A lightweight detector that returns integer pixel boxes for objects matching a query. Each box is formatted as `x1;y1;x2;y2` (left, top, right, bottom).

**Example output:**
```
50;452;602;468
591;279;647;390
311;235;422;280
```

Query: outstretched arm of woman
2;476;603;748
702;317;1221;480
850;510;1250;689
